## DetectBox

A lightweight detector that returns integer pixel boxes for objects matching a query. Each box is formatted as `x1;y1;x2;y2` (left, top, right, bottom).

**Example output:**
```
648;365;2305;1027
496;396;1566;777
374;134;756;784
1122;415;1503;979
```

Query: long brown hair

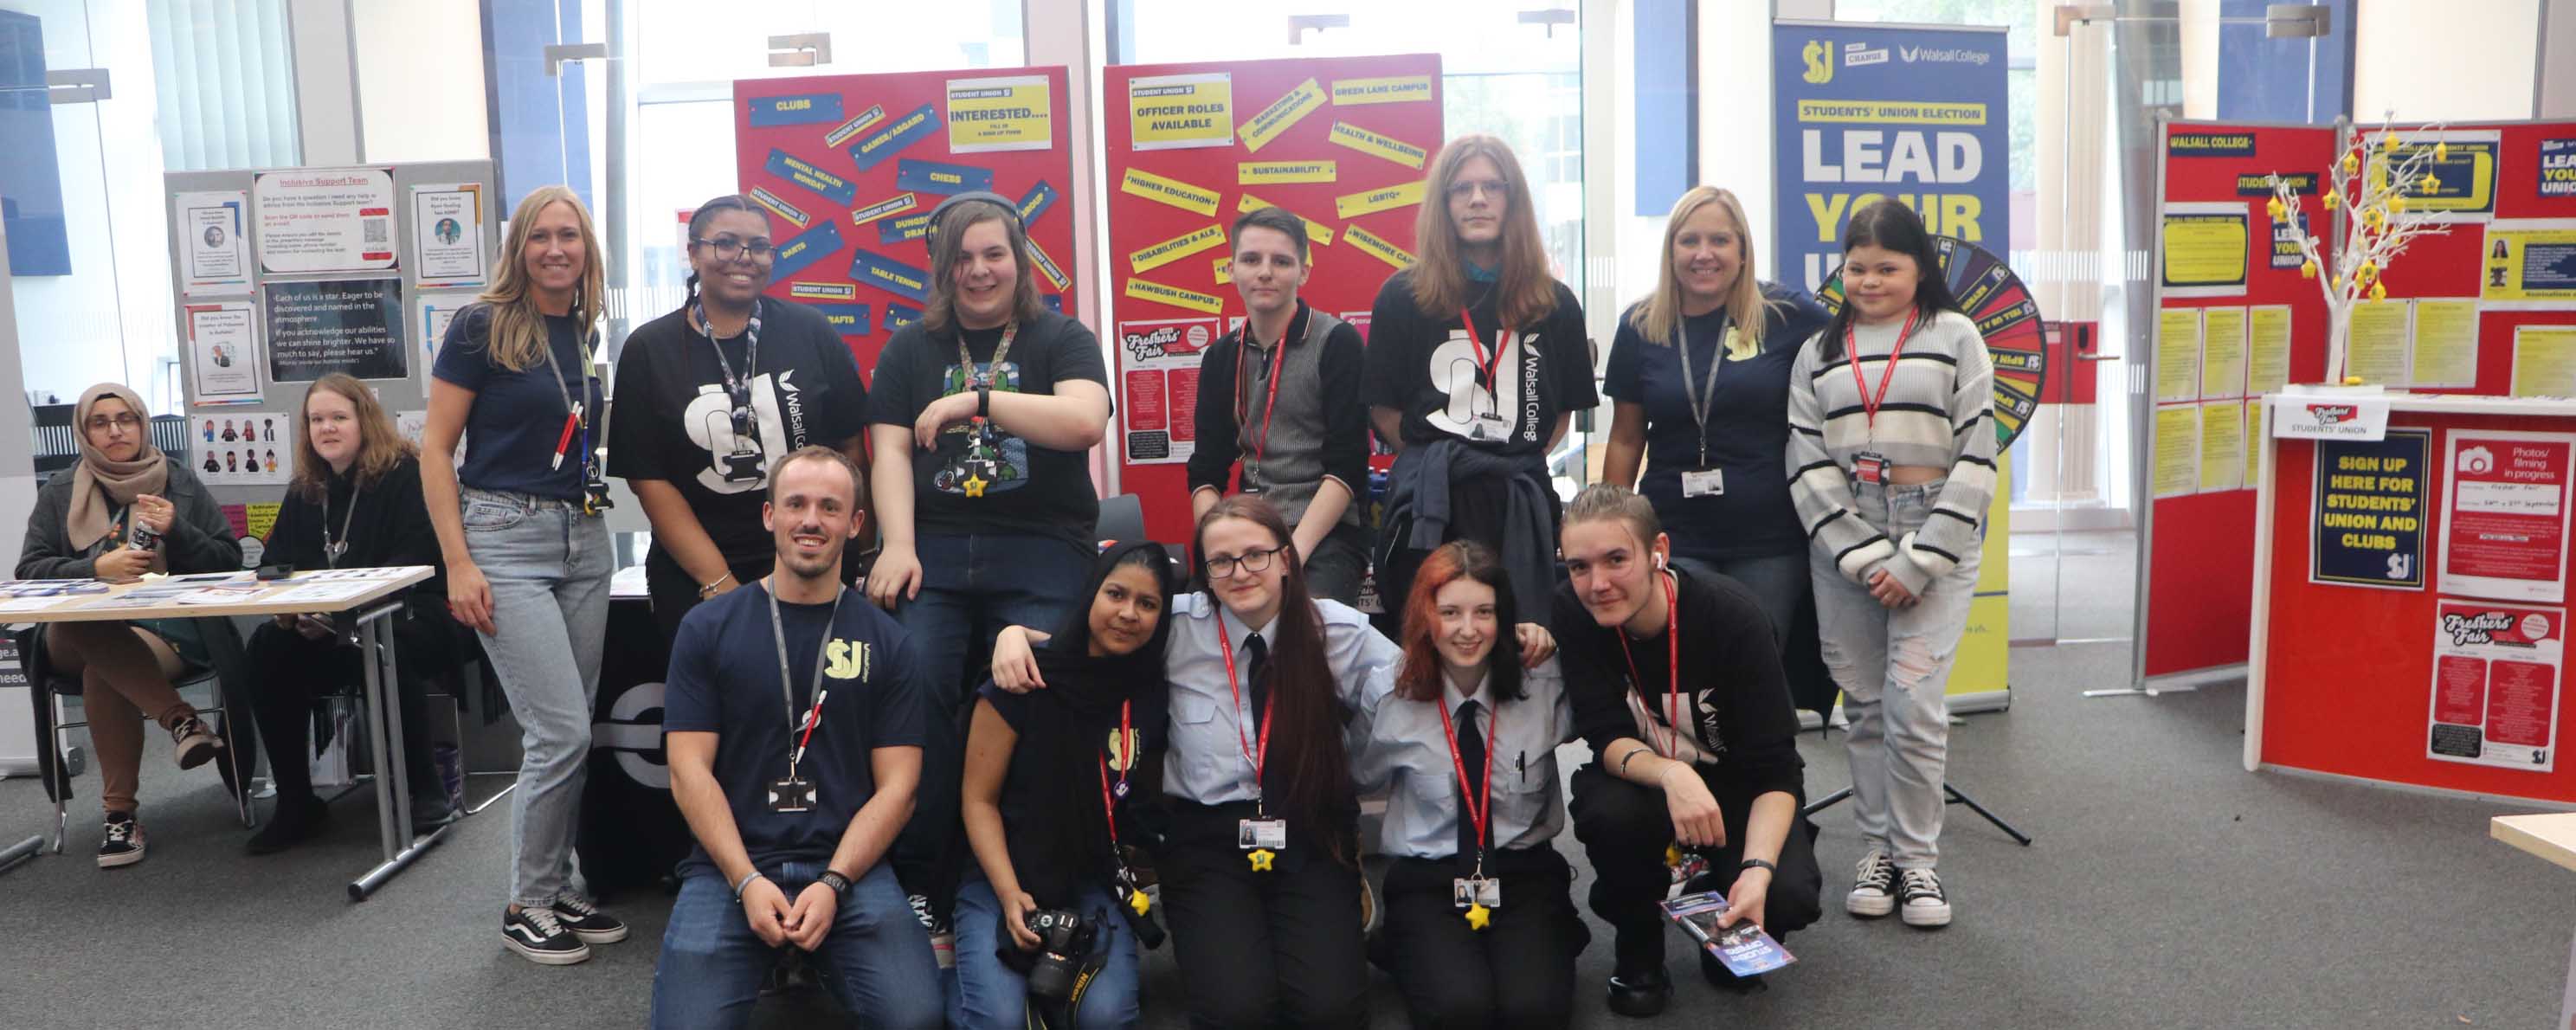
1394;540;1526;705
475;184;604;371
288;373;415;503
1192;495;1358;866
1409;134;1557;328
922;196;1045;334
1629;185;1778;349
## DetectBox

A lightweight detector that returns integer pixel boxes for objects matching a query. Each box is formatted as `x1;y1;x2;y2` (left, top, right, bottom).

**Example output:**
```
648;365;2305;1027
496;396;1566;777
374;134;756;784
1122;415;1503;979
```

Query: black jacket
262;457;462;673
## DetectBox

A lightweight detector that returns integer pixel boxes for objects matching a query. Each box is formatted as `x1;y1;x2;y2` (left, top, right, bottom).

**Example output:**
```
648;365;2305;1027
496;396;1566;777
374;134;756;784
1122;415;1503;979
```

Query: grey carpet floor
0;640;2567;1028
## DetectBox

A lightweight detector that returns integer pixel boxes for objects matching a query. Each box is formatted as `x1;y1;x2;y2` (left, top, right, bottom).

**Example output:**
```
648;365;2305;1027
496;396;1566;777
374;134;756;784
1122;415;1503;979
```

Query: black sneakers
1605;966;1673;1018
551;892;629;944
1899;866;1954;928
245;794;331;855
167;715;222;770
97;811;145;868
1846;849;1897;917
502;905;592;965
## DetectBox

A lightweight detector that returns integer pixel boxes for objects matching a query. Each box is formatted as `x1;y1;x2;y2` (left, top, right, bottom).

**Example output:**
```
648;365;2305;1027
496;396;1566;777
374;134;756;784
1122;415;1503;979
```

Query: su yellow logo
826;640;870;679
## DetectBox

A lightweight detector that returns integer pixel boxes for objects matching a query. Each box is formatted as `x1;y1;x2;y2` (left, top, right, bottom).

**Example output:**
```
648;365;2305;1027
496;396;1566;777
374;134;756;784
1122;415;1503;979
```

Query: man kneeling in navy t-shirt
650;446;940;1029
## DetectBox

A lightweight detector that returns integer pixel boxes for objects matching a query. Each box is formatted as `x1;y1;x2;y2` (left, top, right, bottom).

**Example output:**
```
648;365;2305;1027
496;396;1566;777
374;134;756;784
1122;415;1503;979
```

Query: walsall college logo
1801;40;1834;83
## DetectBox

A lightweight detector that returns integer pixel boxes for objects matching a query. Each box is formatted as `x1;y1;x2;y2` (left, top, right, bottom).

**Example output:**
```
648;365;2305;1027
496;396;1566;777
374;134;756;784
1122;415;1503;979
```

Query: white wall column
286;0;361;164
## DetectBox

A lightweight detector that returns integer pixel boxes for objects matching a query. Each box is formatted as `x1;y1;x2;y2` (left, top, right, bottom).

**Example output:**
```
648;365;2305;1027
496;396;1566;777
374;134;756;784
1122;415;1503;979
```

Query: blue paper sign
849;103;938;172
849;248;931;303
1017;180;1060;229
895;158;995;196
883;303;923;334
812;303;873;337
769;220;847;280
748;93;845;127
764;148;857;206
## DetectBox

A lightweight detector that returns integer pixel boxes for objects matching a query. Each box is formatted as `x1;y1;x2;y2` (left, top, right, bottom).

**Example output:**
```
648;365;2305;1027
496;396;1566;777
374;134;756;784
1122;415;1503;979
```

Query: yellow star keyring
1464;903;1491;931
1247;848;1276;872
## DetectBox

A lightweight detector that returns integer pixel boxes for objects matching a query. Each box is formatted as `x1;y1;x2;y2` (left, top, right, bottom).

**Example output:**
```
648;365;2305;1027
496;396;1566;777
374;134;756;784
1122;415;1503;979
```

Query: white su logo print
679;370;807;492
1426;325;1545;443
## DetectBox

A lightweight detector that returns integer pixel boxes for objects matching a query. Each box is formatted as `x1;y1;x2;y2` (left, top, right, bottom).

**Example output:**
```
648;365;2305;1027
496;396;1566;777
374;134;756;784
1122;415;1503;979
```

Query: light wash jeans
948;874;1143;1029
1810;479;1981;870
461;487;612;909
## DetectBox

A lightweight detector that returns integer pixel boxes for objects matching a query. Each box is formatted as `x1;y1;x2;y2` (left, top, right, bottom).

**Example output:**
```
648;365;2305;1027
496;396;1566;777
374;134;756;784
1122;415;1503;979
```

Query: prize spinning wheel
1818;235;2048;450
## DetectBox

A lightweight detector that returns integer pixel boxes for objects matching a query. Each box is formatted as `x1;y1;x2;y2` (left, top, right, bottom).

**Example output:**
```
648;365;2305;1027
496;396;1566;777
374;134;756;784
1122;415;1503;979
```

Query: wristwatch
818;869;854;898
1738;858;1777;875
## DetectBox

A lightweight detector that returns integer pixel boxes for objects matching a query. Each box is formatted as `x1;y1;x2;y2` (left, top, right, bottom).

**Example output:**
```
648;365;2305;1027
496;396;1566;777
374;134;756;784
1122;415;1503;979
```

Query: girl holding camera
952;541;1180;1028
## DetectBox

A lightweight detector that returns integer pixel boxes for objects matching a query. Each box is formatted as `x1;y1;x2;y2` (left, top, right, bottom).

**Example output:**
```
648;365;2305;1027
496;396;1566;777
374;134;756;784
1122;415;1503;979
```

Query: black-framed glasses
1206;545;1288;580
692;235;777;262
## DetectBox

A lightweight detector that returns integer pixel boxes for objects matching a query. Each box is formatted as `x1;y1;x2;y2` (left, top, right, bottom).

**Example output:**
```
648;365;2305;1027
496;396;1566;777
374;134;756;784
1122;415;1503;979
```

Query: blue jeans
650;862;942;1029
460;487;611;909
1809;479;1983;869
948;875;1143;1029
1670;551;1809;653
890;532;1092;909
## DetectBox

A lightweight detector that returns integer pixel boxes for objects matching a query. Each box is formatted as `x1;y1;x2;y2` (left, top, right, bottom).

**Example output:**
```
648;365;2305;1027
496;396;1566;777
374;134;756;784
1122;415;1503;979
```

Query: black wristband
1739;858;1777;874
976;385;991;418
818;870;853;897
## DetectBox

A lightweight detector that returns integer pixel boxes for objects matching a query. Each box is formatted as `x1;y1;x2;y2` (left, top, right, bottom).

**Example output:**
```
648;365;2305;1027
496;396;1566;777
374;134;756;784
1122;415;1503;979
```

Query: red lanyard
1094;699;1135;846
1214;612;1274;808
1614;572;1684;759
1458;307;1505;390
1845;306;1922;430
789;687;828;776
1234;320;1291;467
1434;692;1498;859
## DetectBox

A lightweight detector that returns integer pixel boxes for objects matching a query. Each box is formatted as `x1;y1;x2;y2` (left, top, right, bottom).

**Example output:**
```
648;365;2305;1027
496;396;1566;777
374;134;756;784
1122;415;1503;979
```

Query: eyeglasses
1446;178;1510;202
1205;545;1287;580
85;414;142;433
692;235;777;262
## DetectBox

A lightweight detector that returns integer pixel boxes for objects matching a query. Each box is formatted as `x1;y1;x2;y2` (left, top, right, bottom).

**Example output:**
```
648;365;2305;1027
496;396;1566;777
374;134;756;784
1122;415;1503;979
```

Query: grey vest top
1235;309;1358;530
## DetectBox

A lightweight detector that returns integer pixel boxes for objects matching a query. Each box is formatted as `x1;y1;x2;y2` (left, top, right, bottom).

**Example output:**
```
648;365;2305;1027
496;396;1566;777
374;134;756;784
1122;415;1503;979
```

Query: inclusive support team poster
1775;22;2011;701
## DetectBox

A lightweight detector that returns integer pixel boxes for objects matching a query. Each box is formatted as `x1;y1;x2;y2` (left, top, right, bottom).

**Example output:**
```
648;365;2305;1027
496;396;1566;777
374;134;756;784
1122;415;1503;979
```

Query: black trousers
1381;846;1587;1029
243;619;441;802
1567;762;1824;972
1156;801;1368;1029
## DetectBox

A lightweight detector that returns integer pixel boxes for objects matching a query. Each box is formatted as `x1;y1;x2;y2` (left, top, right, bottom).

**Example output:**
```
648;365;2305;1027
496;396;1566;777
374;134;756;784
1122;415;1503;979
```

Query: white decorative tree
2267;115;2454;383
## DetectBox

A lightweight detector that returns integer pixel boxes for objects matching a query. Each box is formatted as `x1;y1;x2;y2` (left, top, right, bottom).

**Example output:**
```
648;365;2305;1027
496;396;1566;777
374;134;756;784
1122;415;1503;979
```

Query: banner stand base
2086;663;2245;698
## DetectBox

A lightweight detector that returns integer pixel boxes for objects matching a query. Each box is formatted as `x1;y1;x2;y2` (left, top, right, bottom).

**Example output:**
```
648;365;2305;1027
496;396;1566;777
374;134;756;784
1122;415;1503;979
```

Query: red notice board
2140;120;2336;682
732;68;1079;374
1102;55;1444;544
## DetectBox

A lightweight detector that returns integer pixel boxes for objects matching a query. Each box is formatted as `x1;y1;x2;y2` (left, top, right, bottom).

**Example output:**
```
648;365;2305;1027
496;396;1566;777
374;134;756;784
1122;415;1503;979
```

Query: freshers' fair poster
2309;430;2429;589
2427;599;2563;772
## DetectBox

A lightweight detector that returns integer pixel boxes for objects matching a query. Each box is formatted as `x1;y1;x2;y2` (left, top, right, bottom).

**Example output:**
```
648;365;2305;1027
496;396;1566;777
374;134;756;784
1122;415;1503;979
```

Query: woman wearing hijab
950;541;1178;1029
17;383;245;868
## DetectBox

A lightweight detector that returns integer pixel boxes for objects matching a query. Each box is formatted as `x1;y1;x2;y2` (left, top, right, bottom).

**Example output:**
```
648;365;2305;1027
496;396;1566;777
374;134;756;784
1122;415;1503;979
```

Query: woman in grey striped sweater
1785;201;1995;931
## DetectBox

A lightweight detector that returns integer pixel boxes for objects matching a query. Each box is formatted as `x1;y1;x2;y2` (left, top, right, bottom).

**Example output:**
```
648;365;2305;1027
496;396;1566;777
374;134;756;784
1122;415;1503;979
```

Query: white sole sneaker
503;937;593;965
97;846;145;869
565;924;628;945
1847;889;1895;918
1903;900;1954;928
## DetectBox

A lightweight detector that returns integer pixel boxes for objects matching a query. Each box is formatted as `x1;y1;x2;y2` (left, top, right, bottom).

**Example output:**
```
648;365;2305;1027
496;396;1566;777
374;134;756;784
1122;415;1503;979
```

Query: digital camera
1022;909;1098;1000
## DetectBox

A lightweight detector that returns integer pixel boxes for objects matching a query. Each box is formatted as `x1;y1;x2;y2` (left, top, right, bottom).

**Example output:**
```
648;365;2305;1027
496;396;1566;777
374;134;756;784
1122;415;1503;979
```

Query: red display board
1101;55;1445;543
2256;409;2576;803
731;68;1079;373
2141;120;2337;681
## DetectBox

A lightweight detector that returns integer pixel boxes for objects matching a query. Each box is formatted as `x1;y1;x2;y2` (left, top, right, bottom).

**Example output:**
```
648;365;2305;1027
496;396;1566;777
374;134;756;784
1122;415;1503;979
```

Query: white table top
2268;390;2576;418
2492;813;2576;875
0;567;433;623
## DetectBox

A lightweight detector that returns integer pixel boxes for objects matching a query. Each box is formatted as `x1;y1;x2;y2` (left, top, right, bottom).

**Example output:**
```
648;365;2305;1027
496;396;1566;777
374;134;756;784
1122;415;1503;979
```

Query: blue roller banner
1772;22;2010;293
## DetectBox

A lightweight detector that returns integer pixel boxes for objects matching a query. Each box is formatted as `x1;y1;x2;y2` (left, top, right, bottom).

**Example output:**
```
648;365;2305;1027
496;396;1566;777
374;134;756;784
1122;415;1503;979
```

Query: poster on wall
1114;316;1219;463
411;183;488;288
2386;131;2500;221
2427;599;2563;772
2514;325;2576;397
253;167;396;274
2440;430;2574;603
173;190;252;295
2309;429;2429;589
2541;138;2576;199
2480;221;2576;303
418;293;476;364
1771;22;2010;293
733;68;1079;372
189;415;293;486
184;300;262;405
1129;73;1234;151
264;278;408;382
2159;203;2251;298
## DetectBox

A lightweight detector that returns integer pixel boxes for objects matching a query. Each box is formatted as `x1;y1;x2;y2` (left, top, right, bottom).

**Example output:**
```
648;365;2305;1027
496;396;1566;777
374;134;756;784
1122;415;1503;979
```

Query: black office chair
17;626;258;854
1096;492;1149;550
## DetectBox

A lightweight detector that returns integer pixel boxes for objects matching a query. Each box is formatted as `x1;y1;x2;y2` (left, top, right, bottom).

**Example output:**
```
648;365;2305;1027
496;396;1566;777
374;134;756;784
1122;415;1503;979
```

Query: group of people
13;129;1995;1027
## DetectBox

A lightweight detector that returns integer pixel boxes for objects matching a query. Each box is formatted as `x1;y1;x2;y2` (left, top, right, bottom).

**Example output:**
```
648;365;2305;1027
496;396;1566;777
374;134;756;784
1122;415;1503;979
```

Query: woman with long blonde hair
1600;185;1832;649
1364;134;1598;617
243;374;460;854
422;184;627;964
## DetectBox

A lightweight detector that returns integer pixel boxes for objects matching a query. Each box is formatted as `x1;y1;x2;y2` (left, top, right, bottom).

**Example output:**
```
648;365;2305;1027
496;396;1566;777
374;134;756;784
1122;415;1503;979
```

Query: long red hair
1394;540;1526;704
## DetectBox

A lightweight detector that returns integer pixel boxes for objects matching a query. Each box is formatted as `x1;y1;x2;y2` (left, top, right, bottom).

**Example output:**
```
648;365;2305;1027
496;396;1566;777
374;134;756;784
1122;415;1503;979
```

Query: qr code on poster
364;218;389;245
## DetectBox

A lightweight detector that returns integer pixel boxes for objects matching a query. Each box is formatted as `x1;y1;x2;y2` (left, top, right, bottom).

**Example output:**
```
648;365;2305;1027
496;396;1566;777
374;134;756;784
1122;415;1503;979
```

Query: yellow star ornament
1247;848;1276;872
1464;904;1492;931
1665;843;1684;868
962;473;988;498
1130;888;1153;917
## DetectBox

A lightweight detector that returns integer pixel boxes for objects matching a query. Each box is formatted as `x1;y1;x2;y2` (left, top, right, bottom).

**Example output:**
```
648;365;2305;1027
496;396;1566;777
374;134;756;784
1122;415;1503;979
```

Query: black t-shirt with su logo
1362;268;1600;458
865;310;1111;550
607;299;870;570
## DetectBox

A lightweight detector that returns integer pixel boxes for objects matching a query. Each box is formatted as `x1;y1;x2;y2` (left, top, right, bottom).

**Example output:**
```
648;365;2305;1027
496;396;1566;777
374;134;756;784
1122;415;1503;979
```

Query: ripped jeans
1811;479;1982;870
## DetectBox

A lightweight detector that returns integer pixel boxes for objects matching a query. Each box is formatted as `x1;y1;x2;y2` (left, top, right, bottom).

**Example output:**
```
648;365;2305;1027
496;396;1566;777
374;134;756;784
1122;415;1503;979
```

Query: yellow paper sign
789;281;857;300
1327;120;1428;169
1335;180;1425;220
2246;306;2293;395
1027;237;1071;291
245;502;280;542
2153;404;2200;498
747;186;810;229
2483;225;2576;302
1331;74;1433;106
2161;210;2248;290
2154;308;2203;402
1214;255;1233;286
1120;167;1221;216
1239;161;1338;185
2512;325;2576;397
1240;78;1327;154
1125;276;1224;314
1344;225;1416;270
2346;299;2412;385
1130;224;1229;274
1130;73;1233;151
2409;299;2480;388
2198;401;2244;492
1235;193;1334;246
946;75;1052;153
851;193;918;226
2244;401;2263;486
2199;306;2248;399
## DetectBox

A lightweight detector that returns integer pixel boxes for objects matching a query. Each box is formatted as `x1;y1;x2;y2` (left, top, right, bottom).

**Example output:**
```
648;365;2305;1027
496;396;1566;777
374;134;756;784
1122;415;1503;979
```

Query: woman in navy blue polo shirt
1599;186;1833;646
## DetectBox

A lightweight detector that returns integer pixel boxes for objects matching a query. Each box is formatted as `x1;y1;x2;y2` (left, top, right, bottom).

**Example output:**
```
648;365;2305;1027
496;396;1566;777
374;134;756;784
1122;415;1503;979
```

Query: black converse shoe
97;811;145;868
551;892;629;944
502;905;592;965
910;892;956;970
1899;867;1954;928
168;715;222;770
1846;849;1897;917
